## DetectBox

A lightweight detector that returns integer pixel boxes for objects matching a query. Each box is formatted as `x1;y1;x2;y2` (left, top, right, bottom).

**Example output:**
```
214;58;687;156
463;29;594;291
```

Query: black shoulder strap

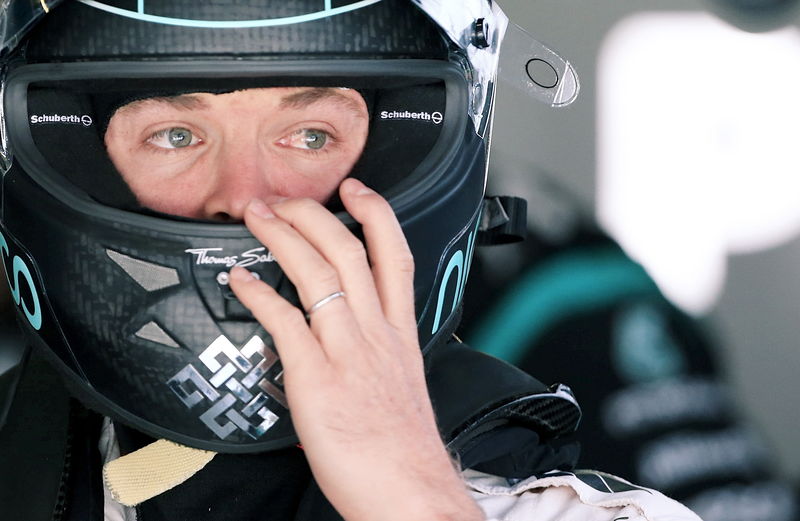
0;347;72;521
427;338;581;444
426;338;581;476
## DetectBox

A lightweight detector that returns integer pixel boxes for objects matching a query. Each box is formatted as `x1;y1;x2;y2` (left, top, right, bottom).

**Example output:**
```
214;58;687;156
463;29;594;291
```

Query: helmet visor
4;59;470;221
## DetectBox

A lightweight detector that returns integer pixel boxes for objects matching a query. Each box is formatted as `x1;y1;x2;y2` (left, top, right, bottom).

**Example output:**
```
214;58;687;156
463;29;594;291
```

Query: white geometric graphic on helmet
167;335;287;440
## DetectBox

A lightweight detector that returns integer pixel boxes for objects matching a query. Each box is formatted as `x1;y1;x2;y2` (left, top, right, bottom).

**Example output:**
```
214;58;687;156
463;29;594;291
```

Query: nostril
212;212;237;223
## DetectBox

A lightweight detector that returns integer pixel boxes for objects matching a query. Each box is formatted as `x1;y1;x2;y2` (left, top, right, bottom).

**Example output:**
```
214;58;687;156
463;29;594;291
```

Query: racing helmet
0;0;578;452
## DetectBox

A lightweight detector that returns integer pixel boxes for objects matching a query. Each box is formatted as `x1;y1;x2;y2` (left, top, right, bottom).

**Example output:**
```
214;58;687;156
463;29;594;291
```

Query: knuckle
395;251;415;275
315;266;341;290
340;236;367;263
282;307;308;329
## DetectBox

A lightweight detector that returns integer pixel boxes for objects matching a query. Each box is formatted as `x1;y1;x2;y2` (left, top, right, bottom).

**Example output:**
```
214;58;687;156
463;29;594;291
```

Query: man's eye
283;128;329;150
148;127;202;149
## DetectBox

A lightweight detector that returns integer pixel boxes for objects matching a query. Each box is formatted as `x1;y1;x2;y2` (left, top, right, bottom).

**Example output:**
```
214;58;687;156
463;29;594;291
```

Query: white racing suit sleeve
464;469;703;521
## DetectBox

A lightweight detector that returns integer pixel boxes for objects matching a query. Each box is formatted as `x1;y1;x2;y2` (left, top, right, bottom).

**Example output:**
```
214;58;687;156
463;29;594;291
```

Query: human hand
228;178;484;521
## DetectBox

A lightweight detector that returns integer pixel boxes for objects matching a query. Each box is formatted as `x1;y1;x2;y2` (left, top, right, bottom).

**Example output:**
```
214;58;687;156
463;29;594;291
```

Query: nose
202;142;280;222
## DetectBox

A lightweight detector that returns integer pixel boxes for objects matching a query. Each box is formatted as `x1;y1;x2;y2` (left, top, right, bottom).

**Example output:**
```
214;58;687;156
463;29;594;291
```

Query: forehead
114;86;367;118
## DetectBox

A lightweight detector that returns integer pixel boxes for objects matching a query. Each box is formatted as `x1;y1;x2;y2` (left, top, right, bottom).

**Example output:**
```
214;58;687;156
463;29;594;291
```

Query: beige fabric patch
103;439;216;507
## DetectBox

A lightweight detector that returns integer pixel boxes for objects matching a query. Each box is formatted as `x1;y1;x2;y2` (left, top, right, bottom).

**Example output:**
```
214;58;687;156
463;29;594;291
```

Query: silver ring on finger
305;291;346;319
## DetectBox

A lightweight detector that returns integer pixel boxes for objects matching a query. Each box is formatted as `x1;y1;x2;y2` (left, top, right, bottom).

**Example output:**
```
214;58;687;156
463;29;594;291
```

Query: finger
339;179;417;337
242;200;367;350
242;199;345;315
228;265;324;372
267;198;384;326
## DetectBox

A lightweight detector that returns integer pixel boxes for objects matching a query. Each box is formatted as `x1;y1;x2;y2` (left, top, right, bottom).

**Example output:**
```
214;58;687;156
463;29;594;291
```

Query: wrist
373;455;485;521
327;447;485;521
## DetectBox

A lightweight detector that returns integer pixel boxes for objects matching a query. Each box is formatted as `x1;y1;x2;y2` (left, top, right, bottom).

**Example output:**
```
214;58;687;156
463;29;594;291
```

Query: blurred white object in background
597;11;800;314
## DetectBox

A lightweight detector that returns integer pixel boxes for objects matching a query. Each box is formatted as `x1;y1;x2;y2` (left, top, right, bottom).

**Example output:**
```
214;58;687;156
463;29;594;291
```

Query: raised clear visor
0;0;66;55
410;0;578;136
498;22;580;107
410;0;509;135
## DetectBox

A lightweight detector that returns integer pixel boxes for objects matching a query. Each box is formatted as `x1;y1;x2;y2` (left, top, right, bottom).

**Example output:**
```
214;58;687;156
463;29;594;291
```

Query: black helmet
0;0;578;452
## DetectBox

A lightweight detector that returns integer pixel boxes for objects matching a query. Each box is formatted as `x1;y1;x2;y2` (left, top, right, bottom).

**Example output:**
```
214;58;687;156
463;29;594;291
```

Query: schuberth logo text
380;110;443;125
30;114;93;127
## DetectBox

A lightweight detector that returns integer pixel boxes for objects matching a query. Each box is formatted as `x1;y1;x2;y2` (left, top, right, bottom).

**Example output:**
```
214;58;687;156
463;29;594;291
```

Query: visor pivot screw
525;59;559;89
471;18;491;49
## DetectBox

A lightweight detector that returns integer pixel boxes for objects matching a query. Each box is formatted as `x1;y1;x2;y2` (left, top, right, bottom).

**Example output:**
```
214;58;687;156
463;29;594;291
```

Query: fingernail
247;199;275;219
230;266;255;283
344;178;375;196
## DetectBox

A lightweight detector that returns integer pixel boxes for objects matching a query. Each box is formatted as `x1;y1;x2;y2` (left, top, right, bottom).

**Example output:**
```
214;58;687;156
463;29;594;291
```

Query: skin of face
104;87;369;221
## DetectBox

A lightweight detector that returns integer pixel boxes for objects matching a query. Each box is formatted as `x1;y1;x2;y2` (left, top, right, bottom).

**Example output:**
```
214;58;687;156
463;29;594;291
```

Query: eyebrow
118;94;210;113
117;87;366;116
279;88;367;118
